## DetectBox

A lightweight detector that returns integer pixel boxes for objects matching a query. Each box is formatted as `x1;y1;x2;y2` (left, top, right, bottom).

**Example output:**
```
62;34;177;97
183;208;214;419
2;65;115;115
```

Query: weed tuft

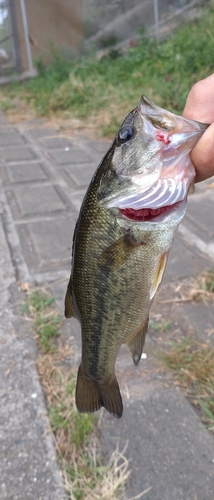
72;412;95;446
23;288;61;352
162;337;214;431
0;98;13;111
25;288;54;312
204;268;214;293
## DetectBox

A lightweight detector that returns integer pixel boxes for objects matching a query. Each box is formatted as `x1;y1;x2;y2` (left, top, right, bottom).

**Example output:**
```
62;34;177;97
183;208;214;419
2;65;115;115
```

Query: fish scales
65;96;208;418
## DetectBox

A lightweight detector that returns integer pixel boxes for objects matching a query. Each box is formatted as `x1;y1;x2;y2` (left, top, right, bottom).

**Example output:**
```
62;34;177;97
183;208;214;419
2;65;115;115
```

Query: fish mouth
119;202;180;222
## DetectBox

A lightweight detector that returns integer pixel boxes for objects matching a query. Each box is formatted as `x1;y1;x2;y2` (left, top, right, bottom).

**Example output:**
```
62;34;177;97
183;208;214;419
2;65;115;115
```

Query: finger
183;75;214;123
190;122;214;183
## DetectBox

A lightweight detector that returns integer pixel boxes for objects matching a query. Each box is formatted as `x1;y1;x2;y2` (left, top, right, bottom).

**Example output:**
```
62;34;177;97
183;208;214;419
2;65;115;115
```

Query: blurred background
0;0;212;139
0;0;209;80
1;3;214;499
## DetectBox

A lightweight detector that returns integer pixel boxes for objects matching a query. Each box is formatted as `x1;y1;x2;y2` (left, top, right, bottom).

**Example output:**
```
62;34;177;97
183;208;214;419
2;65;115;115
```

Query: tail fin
76;365;123;419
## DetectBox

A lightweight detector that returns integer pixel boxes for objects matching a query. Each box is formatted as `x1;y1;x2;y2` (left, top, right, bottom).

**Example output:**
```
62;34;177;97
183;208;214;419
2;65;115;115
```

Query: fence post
154;0;159;41
19;0;33;72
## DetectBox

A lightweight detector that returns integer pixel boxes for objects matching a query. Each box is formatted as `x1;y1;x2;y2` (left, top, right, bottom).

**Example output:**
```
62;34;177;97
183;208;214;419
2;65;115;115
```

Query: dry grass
162;338;214;431
160;268;214;305
157;269;214;430
23;287;133;500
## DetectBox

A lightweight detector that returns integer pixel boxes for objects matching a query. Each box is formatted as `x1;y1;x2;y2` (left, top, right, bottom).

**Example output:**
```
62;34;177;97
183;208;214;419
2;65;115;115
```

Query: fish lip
140;95;208;132
139;95;208;155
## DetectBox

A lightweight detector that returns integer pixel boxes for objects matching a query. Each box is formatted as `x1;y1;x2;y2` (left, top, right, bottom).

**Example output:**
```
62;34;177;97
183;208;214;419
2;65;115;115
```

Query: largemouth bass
65;96;207;418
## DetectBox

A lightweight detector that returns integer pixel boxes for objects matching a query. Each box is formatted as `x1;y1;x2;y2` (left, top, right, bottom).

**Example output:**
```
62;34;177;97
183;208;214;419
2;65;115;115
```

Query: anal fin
76;365;123;419
64;276;77;318
125;317;149;366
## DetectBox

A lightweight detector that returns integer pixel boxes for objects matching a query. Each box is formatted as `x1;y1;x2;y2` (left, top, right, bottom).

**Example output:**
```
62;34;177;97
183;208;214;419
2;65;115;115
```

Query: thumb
189;122;214;183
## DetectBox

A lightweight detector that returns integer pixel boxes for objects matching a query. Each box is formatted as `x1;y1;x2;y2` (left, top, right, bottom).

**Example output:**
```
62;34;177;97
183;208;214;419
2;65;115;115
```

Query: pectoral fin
125;317;149;366
150;252;168;300
100;232;145;270
64;276;76;318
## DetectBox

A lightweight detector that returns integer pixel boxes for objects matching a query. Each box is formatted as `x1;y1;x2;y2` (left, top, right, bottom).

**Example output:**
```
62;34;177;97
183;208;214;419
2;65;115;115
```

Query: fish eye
117;125;135;145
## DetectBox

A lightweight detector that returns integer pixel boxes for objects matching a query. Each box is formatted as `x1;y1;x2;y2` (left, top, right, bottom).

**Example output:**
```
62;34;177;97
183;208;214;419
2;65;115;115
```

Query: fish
65;95;207;419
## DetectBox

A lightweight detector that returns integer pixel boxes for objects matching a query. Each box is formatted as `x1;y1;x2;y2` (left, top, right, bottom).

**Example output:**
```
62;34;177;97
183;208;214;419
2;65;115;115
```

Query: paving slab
0;162;49;185
163;231;212;282
0;217;67;500
47;146;94;165
185;191;214;243
100;389;214;500
171;301;214;344
26;127;58;140
39;137;75;149
84;139;112;154
63;162;98;188
0;146;37;163
0;110;214;500
0;133;26;146
178;181;214;261
0;126;18;133
6;184;67;219
16;215;75;274
68;189;87;214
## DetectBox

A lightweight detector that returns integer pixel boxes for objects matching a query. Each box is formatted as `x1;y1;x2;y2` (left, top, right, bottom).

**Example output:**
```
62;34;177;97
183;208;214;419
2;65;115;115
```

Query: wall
12;0;83;73
26;0;83;62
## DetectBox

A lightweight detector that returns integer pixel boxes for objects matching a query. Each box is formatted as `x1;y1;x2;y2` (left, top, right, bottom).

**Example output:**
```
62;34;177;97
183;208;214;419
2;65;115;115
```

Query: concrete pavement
0;110;214;499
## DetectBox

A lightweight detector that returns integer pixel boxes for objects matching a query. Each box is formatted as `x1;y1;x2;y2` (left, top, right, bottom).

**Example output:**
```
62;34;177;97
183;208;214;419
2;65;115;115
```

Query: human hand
183;73;214;183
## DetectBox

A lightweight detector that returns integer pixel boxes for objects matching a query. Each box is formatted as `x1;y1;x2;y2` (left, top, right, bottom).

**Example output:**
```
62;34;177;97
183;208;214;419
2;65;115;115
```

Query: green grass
149;318;173;333
23;289;61;352
2;2;214;135
162;337;214;431
0;98;14;111
49;378;95;446
23;289;54;313
204;268;214;293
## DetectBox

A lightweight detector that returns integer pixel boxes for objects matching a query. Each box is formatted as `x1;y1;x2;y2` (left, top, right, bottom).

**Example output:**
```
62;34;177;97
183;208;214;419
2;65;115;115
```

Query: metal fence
0;0;34;78
152;0;209;40
0;0;16;74
83;0;210;46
